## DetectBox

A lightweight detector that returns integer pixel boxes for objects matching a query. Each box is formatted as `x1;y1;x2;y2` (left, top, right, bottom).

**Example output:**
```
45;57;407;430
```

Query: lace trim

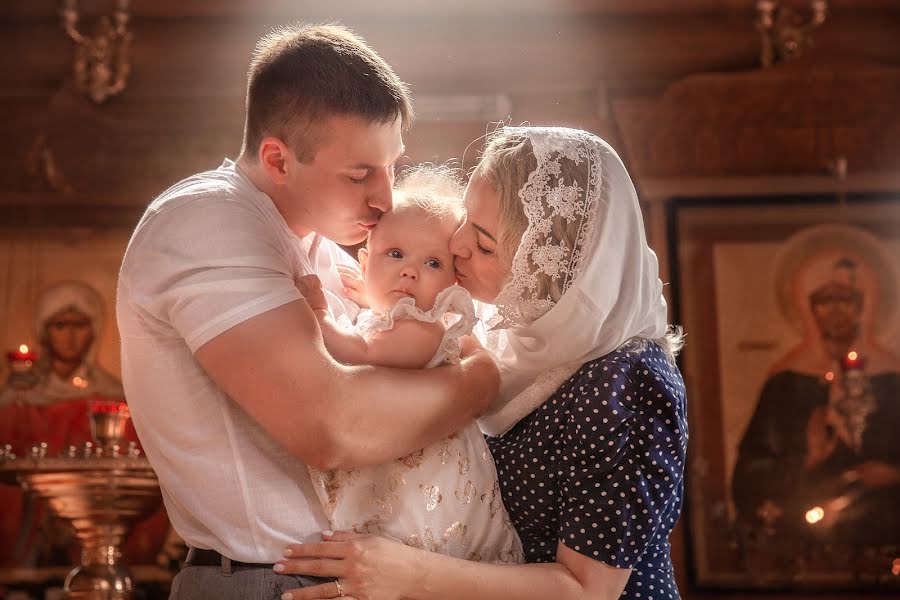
491;128;604;328
356;285;476;368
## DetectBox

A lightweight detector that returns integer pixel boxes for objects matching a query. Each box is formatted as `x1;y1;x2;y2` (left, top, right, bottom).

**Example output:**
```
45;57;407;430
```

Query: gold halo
773;224;899;335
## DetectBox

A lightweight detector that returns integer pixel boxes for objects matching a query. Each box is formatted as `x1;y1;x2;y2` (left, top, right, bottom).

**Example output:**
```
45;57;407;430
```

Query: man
117;24;499;597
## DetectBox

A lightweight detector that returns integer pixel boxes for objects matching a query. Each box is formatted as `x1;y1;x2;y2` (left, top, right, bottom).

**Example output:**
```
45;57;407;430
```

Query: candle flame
72;376;89;389
847;351;858;361
18;344;28;353
824;371;835;382
805;506;825;524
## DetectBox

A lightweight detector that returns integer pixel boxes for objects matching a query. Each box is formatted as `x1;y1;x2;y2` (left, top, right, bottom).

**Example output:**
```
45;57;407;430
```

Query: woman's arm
277;533;630;600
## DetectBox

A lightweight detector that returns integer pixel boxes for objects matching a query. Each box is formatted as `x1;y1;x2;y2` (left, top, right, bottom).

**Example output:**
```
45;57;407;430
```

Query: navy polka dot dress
487;342;688;599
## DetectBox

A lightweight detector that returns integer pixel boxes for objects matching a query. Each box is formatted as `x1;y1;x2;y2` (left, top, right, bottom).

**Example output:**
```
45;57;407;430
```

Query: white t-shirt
117;159;360;562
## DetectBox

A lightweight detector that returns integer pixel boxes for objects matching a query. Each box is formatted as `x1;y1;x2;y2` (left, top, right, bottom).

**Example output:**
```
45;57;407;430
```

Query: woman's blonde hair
476;128;684;360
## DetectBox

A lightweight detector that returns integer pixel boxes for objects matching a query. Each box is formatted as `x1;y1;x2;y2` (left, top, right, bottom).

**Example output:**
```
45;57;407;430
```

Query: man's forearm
195;299;497;471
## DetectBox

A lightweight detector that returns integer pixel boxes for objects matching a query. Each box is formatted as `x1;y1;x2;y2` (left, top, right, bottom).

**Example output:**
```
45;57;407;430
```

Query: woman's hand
276;531;421;600
457;334;484;360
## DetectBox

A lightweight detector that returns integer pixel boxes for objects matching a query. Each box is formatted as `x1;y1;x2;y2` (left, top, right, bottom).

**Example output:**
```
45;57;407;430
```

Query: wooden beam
638;172;900;202
5;0;899;20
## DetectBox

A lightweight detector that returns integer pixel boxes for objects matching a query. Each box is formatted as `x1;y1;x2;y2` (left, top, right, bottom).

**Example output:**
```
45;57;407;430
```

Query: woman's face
450;171;509;303
45;307;93;363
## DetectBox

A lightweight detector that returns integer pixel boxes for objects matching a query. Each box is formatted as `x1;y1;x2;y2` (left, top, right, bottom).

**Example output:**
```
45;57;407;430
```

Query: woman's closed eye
476;242;494;256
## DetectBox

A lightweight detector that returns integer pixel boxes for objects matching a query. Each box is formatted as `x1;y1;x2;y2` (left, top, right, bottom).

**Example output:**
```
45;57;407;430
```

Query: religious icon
732;225;900;551
0;280;124;408
671;196;900;591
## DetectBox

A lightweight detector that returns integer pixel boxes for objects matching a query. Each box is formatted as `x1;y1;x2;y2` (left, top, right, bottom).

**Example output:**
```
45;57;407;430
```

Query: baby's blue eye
426;259;441;269
388;249;403;259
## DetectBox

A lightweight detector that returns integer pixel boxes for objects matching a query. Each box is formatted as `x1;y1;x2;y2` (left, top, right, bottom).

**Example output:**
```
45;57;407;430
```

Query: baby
297;166;522;563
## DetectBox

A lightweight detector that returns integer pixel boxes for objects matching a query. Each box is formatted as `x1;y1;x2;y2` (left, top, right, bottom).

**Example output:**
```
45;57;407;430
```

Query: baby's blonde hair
392;164;465;221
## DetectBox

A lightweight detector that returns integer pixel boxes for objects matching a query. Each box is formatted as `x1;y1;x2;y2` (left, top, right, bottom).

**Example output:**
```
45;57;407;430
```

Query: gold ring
335;580;345;598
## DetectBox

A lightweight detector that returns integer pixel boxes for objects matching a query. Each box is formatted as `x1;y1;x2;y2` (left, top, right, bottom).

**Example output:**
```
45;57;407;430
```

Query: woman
278;127;687;599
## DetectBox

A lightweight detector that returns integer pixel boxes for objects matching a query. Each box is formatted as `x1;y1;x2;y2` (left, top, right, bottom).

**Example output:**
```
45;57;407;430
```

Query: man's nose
368;169;393;213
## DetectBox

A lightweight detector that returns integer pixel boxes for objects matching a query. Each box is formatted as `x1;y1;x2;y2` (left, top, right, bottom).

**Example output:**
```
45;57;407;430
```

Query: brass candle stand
0;401;161;599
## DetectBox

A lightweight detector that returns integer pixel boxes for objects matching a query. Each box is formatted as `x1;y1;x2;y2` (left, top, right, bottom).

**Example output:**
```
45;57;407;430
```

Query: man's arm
194;299;498;470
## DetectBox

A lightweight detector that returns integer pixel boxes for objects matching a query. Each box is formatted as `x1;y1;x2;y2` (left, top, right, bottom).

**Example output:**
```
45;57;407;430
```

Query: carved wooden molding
613;58;900;183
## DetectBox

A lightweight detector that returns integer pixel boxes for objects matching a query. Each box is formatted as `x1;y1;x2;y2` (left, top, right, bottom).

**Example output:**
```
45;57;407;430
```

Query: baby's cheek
442;270;458;289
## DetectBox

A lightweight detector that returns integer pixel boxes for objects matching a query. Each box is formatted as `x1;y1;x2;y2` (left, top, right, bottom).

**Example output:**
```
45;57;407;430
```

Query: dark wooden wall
5;1;899;214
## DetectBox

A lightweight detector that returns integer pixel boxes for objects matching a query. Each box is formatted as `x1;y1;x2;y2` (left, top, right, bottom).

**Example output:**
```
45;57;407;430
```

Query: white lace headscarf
476;127;670;436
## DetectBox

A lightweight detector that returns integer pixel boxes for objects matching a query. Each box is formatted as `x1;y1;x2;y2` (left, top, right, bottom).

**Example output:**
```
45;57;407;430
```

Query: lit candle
90;398;130;415
7;344;38;369
805;506;825;524
841;350;865;371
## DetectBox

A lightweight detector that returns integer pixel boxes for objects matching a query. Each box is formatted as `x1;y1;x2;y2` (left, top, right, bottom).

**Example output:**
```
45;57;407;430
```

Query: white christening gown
309;285;523;563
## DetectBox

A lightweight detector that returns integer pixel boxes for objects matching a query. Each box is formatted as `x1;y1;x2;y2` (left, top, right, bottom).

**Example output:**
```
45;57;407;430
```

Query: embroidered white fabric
491;128;602;329
476;127;670;436
309;285;523;563
355;285;477;368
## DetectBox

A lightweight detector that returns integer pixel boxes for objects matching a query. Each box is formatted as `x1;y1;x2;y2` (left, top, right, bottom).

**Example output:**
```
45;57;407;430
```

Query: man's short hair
241;23;413;163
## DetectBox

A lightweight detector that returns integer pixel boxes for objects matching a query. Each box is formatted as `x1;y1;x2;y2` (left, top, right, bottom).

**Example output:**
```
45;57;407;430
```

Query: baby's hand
296;274;328;315
337;264;368;308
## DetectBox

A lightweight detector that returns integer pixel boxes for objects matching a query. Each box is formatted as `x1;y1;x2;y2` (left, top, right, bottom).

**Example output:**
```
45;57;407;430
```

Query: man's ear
358;247;369;277
258;137;292;184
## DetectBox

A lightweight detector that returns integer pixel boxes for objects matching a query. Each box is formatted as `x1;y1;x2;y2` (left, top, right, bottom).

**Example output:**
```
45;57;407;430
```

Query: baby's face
360;206;458;313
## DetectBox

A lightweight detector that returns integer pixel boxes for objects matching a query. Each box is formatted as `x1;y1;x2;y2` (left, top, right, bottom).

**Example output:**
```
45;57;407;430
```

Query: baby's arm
296;275;443;369
365;319;444;369
296;274;370;364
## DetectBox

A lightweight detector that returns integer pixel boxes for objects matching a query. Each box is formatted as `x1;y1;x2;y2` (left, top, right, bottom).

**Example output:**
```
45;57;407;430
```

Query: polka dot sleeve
558;354;687;569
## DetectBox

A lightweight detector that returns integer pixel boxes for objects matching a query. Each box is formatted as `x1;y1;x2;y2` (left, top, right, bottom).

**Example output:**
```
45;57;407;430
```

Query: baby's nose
400;265;418;280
